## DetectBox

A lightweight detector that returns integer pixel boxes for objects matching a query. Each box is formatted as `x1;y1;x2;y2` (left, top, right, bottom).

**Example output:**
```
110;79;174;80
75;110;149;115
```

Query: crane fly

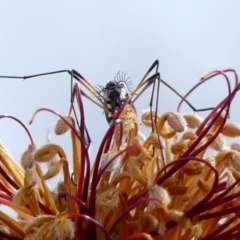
0;60;215;169
0;60;214;136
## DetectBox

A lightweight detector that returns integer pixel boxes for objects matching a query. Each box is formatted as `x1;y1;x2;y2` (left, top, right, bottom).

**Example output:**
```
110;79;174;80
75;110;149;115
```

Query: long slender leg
0;66;213;114
0;70;104;108
132;73;210;113
130;60;215;169
130;61;164;166
0;70;103;148
0;70;70;79
131;60;159;98
70;84;92;149
177;80;215;113
131;59;214;113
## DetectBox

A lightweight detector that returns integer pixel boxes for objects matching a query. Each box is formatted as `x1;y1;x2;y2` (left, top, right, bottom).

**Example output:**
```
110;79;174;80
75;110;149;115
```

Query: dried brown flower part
97;183;120;210
42;158;66;180
24;169;39;185
191;224;204;239
147;185;171;208
183;114;203;128
118;104;138;140
126;159;148;187
34;144;66;162
182;161;202;175
14;183;37;206
144;133;162;150
21;144;36;170
181;131;198;140
197;178;210;193
141;110;157;128
24;215;75;240
54;217;75;240
167;185;188;195
230;142;240;151
24;215;55;233
166;112;187;132
157;112;186;139
100;146;122;172
212;110;227;128
216;150;240;171
169;210;190;229
171;141;188;155
138;212;159;232
55;115;73;135
221;122;240;137
208;134;227;151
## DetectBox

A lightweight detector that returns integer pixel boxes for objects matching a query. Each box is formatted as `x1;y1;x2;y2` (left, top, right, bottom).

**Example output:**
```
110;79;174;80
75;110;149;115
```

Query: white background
0;1;240;165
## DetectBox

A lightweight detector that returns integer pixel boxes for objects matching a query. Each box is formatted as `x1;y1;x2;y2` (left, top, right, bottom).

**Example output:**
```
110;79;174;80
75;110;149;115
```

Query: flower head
1;68;240;240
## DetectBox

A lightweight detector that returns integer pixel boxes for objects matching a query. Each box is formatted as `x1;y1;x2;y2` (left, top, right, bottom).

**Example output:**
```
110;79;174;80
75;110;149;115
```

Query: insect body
97;70;135;124
101;80;129;123
74;60;162;126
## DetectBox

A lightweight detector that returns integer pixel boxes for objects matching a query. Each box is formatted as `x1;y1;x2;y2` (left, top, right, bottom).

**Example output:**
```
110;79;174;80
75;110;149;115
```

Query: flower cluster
0;69;240;240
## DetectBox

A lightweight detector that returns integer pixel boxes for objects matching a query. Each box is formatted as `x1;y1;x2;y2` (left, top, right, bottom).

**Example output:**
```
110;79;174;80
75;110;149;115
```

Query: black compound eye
105;80;117;90
108;89;120;99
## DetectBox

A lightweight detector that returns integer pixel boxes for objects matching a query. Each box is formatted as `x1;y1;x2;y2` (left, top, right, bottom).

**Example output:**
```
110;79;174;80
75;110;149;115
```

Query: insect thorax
102;80;129;123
